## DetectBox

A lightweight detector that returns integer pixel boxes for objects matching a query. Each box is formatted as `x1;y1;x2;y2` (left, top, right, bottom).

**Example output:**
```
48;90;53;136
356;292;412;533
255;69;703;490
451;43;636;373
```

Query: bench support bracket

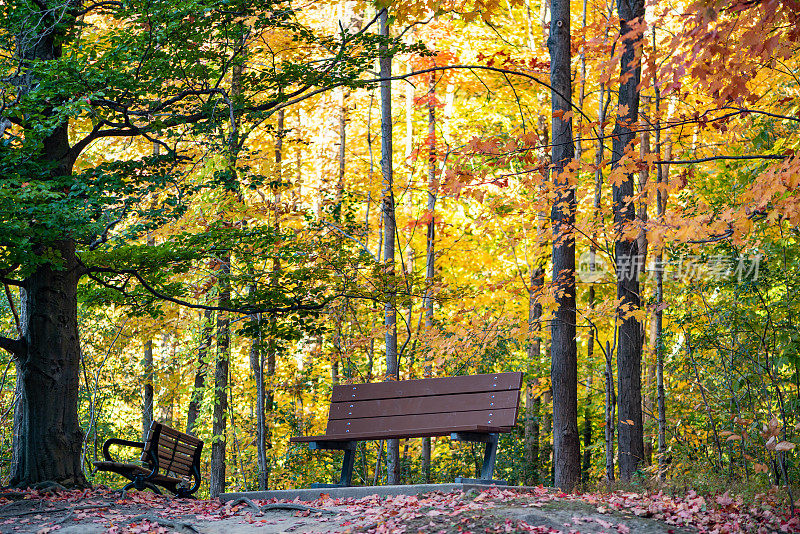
307;441;357;487
451;432;506;485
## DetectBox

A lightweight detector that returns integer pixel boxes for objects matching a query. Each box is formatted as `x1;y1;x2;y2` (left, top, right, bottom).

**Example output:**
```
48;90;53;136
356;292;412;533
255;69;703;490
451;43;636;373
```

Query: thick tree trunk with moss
9;241;88;488
4;7;88;487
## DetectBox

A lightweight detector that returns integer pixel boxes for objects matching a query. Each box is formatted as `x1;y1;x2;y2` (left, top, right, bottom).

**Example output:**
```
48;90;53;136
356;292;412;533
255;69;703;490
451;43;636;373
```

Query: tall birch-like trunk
612;0;646;481
525;115;549;486
547;0;580;491
210;262;230;498
604;340;616;481
637;100;653;466
142;335;154;441
577;0;593;484
421;71;437;483
187;308;213;436
654;65;670;476
209;28;245;497
379;8;400;485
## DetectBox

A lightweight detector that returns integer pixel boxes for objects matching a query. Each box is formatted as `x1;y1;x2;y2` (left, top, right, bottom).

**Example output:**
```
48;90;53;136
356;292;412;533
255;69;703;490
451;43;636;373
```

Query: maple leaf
716;492;734;507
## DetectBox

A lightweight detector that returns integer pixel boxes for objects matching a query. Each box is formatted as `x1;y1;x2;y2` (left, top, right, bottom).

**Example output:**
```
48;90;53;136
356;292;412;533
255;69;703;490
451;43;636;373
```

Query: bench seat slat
330;372;522;403
325;407;516;437
290;423;512;443
328;389;518;421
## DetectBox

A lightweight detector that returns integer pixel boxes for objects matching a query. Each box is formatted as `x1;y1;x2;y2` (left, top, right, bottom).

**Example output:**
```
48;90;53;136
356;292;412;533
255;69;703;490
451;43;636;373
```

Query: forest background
1;0;800;503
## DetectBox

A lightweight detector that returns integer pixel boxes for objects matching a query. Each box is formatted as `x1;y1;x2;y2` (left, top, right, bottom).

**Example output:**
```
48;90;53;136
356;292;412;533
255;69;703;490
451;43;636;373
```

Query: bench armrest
101;438;145;463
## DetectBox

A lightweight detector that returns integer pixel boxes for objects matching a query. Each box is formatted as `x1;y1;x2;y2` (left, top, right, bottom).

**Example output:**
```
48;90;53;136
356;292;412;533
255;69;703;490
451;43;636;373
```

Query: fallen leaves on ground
0;484;797;533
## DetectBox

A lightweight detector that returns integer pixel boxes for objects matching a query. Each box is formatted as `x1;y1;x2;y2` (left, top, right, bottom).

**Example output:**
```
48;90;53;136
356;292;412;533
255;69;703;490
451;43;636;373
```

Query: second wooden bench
291;371;522;487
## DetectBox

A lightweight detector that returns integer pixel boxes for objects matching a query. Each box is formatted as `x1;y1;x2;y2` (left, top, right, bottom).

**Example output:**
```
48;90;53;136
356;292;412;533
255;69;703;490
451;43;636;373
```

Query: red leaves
4;485;800;533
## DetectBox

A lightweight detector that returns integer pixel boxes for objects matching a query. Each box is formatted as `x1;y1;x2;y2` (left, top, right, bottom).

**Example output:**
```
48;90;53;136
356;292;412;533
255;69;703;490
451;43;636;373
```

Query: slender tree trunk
542;389;553;484
210;263;230;498
209;28;245;496
525;382;541;485
656;141;670;480
421;70;437;483
379;8;400;485
525;256;544;484
547;0;580;492
613;0;646;481
187;308;213;436
604;341;616;481
142;339;154;441
653;53;670;479
577;0;592;485
638;100;653;467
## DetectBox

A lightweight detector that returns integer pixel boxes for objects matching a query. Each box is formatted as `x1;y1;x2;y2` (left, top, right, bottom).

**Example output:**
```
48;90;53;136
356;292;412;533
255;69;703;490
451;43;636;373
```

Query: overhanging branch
86;268;332;316
0;337;24;359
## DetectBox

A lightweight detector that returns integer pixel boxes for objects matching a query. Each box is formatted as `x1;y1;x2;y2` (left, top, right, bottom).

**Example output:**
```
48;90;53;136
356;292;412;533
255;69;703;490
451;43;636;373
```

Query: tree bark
421;70;437;484
604;340;616;481
547;0;580;492
8;7;87;487
524;382;541;485
142;337;154;441
210;265;230;497
652;51;670;479
613;0;646;481
187;308;213;436
10;240;88;488
379;8;400;485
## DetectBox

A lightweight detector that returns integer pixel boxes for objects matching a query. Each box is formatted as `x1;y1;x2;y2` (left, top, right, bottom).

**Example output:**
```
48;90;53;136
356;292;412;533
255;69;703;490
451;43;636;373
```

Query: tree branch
657;154;786;164
0;337;24;359
3;284;21;337
85;269;332;316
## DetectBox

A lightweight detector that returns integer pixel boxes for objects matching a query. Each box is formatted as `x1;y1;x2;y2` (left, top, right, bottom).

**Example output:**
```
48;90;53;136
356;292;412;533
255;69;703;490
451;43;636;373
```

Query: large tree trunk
7;8;88;487
379;8;400;485
10;241;88;488
547;0;580;492
613;0;646;481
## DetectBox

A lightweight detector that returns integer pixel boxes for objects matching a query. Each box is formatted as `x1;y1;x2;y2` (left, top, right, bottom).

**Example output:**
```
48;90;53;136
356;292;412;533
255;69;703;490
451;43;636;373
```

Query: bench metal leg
451;432;506;485
307;441;357;487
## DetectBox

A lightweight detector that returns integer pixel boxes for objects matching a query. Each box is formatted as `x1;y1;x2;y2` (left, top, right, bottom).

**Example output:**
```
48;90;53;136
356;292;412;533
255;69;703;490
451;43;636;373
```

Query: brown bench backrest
141;421;203;478
324;372;522;440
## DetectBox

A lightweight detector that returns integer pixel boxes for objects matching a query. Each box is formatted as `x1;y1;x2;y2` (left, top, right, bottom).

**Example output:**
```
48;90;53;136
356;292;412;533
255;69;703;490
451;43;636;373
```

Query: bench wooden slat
95;421;204;497
325;407;517;437
290;423;508;442
328;389;519;421
147;439;198;458
157;425;203;447
330;372;522;403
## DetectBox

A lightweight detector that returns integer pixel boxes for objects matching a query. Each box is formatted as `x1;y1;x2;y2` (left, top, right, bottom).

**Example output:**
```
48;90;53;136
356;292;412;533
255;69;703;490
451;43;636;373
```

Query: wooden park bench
291;371;522;487
92;421;203;498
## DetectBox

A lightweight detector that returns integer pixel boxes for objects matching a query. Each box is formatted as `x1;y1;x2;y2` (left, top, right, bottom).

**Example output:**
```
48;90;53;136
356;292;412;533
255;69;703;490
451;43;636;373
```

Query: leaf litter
0;485;796;533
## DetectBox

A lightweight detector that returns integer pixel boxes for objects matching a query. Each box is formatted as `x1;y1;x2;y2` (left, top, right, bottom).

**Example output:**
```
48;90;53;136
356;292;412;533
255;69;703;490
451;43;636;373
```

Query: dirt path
0;485;793;533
